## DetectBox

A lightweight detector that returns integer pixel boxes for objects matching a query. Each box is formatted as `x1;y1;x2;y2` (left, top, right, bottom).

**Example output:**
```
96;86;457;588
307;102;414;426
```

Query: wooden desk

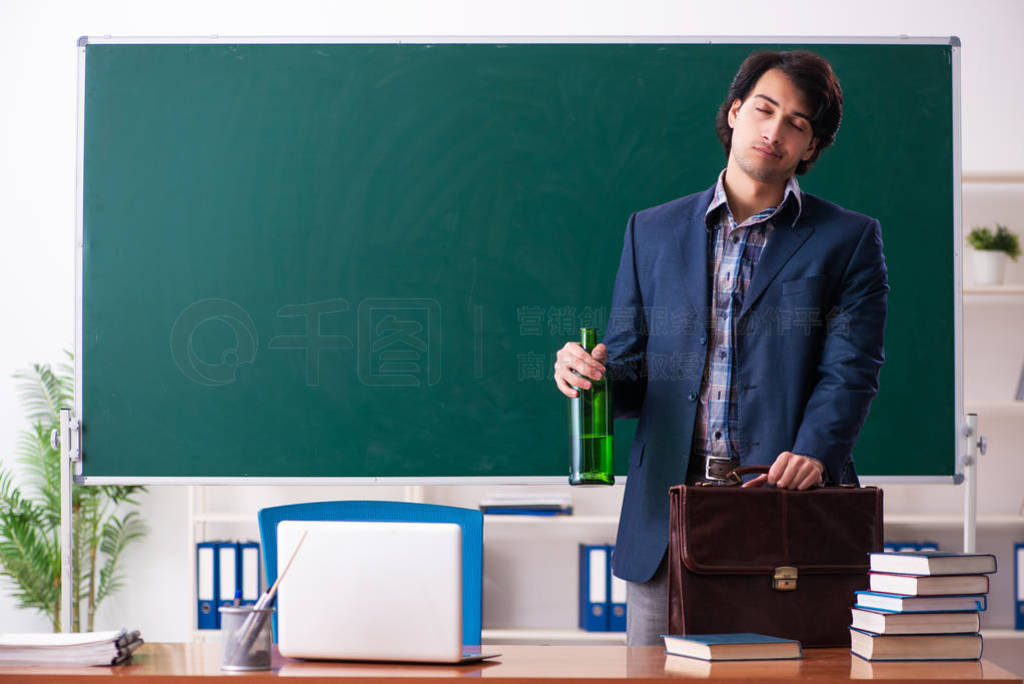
0;643;1019;683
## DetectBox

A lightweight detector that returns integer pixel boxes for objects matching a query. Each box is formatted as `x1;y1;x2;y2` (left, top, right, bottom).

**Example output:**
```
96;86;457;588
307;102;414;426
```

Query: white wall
1;0;1022;638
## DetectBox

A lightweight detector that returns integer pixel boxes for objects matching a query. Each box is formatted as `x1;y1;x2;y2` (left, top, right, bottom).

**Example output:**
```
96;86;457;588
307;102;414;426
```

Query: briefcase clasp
772;566;798;591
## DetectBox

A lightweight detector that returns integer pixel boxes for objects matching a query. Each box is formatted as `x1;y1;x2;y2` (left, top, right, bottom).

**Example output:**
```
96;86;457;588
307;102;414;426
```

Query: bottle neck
579;328;596;353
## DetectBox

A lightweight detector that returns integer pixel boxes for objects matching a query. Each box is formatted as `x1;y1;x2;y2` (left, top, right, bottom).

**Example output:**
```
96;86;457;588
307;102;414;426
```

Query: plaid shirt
691;170;803;467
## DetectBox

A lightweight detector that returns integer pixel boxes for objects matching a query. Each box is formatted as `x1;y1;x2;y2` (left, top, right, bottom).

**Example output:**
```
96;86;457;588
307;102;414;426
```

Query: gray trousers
624;553;668;646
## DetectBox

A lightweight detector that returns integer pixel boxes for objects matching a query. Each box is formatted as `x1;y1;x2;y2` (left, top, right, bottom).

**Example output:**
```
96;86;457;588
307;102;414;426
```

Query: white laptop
276;520;499;664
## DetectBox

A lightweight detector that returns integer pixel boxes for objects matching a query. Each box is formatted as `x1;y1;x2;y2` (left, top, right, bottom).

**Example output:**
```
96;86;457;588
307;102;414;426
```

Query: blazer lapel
674;186;716;331
739;220;815;321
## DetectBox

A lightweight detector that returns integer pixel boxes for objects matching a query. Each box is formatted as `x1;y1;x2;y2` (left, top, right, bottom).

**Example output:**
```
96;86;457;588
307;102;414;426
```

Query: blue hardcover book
854;590;987;614
238;540;261;608
216;541;239;611
196;541;219;629
661;633;802;661
607;545;626;632
578;544;608;631
1015;543;1024;630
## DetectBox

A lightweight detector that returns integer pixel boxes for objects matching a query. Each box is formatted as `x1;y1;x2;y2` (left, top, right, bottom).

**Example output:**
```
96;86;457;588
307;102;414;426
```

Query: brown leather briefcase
667;467;883;647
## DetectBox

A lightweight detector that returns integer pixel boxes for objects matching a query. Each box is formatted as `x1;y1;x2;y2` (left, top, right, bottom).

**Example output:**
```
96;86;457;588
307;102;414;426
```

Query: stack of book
849;551;996;661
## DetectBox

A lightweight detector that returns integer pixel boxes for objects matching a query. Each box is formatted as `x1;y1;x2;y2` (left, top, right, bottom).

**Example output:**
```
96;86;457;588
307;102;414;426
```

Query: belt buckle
704;455;736;483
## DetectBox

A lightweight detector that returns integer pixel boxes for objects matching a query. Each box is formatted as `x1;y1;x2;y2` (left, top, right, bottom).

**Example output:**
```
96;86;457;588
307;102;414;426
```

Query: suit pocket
782;275;825;295
629;440;646;468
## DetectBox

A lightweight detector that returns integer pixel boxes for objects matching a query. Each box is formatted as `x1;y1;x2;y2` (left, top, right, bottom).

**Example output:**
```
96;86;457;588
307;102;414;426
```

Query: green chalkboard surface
80;40;957;481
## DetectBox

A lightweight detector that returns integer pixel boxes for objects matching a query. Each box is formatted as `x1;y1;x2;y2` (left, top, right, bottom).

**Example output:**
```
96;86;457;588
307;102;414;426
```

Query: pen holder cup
219;605;275;671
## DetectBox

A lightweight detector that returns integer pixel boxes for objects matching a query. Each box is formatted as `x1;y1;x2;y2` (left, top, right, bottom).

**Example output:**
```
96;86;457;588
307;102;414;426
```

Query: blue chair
257;500;483;646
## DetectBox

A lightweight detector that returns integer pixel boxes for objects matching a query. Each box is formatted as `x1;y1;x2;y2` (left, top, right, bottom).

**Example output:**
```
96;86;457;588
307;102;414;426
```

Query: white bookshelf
483;514;618;540
966;400;1024;418
964;285;1024;296
964;285;1024;307
192;512;256;524
885;513;1024;527
483;512;1024;529
961;172;1024;184
482;628;625;645
982;629;1024;639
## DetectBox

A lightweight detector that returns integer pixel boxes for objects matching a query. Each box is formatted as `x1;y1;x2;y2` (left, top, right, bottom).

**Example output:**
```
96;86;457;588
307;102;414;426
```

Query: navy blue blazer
604;184;888;583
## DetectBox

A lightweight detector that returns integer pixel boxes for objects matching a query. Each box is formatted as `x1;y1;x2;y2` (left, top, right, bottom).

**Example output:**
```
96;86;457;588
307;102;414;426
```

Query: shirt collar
703;169;803;230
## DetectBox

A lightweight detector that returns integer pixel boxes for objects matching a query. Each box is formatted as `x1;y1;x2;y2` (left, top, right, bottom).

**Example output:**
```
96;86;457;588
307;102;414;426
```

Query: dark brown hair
714;50;843;175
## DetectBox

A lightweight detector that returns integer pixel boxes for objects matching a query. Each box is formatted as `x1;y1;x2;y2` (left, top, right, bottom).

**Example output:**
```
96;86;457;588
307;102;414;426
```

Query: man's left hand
741;451;824;490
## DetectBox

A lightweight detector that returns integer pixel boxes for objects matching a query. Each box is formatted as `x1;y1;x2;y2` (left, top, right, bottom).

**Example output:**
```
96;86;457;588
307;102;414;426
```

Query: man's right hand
553;342;607;398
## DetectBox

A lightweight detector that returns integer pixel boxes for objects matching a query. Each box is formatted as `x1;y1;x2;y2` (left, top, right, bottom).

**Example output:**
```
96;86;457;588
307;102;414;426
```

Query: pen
225;531;308;666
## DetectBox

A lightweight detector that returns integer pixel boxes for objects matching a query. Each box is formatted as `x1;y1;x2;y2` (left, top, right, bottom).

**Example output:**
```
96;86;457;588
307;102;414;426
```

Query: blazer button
699;335;707;345
688;392;697;402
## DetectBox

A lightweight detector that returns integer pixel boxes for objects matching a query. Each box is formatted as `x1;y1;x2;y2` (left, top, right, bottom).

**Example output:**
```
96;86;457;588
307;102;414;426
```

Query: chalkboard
77;39;959;481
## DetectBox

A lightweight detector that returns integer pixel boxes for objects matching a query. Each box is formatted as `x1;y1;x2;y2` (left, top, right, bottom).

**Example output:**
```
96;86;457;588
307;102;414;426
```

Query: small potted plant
967;224;1020;286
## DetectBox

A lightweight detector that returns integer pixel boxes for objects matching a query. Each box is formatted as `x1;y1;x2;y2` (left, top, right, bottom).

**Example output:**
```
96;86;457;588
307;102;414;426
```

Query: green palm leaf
12;364;70;426
96;511;148;605
0;491;59;618
14;425;61;527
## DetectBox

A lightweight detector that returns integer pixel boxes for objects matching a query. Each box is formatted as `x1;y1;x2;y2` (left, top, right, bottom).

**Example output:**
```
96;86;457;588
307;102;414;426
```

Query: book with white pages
661;633;802;661
868;552;996;576
849;628;982;662
869;572;989;597
850;607;980;635
854;591;987;613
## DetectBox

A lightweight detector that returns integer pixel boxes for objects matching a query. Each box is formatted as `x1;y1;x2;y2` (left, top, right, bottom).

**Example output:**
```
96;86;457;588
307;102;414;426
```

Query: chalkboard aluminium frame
72;34;965;485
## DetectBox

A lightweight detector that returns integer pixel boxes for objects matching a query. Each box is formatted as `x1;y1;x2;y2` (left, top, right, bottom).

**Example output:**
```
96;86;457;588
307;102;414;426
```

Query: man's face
727;68;818;185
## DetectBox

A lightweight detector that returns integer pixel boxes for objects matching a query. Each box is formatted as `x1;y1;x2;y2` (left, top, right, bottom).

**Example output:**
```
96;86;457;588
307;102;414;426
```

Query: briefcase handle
721;465;769;486
722;465;840;488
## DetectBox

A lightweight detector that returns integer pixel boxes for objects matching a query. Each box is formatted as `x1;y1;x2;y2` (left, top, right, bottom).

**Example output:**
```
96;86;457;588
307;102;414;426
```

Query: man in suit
552;50;888;645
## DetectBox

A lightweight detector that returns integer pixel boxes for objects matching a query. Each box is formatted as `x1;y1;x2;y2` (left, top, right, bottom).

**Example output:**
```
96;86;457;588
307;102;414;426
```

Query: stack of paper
0;629;143;666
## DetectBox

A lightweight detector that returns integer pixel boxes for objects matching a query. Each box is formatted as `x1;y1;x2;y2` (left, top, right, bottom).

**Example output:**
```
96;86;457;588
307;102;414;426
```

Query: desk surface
0;643;1019;683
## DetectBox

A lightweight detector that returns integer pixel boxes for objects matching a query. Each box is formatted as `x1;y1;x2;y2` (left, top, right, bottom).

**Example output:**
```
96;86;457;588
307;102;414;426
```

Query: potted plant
967;224;1020;286
0;354;147;631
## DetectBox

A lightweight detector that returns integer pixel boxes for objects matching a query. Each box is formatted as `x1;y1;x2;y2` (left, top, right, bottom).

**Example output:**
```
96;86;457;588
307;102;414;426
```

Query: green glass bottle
569;327;614;486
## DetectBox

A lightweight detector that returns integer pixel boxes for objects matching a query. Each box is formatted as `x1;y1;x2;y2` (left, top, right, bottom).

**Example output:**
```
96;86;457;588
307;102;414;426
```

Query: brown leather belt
698;456;741;484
